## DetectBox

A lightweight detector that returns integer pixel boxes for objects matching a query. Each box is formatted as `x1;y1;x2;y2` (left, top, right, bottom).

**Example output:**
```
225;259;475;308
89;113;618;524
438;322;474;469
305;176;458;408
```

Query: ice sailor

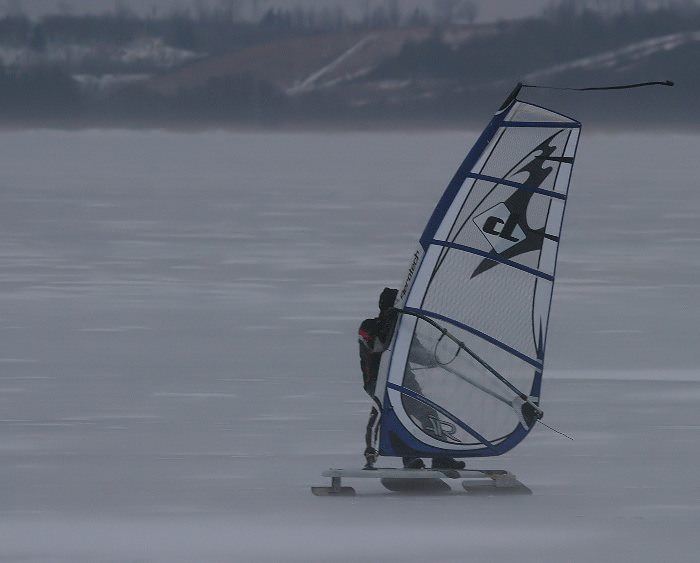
358;287;465;470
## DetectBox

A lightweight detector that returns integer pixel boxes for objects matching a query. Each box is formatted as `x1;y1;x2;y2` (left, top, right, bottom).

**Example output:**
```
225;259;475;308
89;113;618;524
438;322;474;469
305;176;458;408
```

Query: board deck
312;467;529;496
321;468;509;479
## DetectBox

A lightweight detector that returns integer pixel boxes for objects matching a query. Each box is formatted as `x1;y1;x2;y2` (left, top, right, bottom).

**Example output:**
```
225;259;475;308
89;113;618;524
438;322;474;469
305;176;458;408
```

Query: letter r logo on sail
474;203;525;253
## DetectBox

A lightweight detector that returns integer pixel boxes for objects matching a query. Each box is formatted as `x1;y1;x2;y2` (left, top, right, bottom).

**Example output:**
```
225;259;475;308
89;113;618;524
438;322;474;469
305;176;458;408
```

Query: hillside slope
147;27;433;96
138;20;698;127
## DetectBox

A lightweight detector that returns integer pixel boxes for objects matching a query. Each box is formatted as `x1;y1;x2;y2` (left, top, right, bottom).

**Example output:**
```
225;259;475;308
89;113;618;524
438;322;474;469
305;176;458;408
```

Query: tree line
0;1;481;53
0;0;696;127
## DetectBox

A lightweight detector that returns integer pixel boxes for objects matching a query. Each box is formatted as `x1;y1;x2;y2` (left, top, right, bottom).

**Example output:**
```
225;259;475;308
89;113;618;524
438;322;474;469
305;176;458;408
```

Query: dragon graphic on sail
471;131;573;277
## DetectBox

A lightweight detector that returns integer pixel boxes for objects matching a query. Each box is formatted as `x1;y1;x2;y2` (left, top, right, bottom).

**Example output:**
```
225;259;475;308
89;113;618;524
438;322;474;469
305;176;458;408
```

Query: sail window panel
564;129;580;158
421;320;539;396
399;369;516;447
437;180;559;276
507;102;578;124
553;161;574;194
421;251;553;361
539;237;559;277
478;127;574;194
399;318;534;446
544;197;565;236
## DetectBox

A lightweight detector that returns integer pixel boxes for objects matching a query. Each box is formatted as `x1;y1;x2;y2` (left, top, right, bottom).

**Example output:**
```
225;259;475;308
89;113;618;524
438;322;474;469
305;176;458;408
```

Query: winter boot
402;457;425;469
363;447;378;470
431;457;466;470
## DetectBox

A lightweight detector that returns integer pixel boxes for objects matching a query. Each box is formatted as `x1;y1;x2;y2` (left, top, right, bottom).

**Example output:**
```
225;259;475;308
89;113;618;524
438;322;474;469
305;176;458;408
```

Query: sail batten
377;92;581;458
403;307;545;370
502;120;580;128
428;240;555;281
465;173;568;200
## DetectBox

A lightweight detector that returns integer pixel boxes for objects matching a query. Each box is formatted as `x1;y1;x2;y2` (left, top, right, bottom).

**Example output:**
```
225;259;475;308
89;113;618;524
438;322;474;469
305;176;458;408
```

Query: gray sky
9;0;554;21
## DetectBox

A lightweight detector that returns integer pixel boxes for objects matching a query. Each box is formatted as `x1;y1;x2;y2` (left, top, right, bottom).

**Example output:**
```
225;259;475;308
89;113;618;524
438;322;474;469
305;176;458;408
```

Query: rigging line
537;419;574;441
421;361;542;436
397;307;541;415
440;364;513;408
414;308;542;369
521;80;674;92
416;335;540;428
434;331;458;365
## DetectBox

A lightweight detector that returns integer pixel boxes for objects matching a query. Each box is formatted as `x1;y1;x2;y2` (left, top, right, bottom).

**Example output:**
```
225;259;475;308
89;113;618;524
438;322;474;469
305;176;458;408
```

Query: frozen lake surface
0;129;698;561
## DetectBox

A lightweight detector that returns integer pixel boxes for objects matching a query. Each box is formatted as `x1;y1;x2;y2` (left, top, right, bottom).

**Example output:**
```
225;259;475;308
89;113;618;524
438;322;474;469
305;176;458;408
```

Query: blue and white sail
376;84;581;458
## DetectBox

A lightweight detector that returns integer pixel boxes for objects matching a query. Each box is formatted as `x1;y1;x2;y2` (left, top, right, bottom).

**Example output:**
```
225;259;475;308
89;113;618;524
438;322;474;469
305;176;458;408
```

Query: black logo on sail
474;203;525;254
470;131;569;278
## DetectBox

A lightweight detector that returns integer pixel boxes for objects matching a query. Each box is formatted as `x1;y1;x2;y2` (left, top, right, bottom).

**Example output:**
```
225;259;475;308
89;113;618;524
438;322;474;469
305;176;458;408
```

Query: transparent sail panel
420;250;553;361
507;101;577;124
438;180;564;276
399;318;532;446
477;128;576;192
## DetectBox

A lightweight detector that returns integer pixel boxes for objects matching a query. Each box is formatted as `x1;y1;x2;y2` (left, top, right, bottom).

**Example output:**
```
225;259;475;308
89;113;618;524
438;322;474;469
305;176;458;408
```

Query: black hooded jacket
358;307;397;396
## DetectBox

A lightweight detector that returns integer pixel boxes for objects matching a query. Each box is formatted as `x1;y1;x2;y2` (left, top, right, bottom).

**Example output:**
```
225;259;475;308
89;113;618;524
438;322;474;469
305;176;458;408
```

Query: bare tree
333;5;347;30
456;0;478;24
433;0;461;26
194;0;210;21
407;7;432;26
385;0;401;27
217;0;241;22
57;1;74;16
113;0;134;18
369;4;389;27
4;0;25;17
360;0;371;27
250;0;261;22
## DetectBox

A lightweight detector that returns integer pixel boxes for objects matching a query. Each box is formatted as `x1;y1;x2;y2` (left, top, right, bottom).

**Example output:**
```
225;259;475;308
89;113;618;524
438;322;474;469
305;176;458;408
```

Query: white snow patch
287;35;376;95
526;31;700;80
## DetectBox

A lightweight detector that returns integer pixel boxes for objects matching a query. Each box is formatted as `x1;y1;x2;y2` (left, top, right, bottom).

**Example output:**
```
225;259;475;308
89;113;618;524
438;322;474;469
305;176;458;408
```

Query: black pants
364;394;382;453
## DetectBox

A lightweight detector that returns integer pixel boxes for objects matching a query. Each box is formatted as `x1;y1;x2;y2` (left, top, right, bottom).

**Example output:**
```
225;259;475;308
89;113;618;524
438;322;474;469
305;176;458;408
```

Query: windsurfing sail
375;83;581;458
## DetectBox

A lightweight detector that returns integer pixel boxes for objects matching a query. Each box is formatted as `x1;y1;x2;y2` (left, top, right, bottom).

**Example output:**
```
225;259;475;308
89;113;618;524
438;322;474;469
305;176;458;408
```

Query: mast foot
310;475;356;496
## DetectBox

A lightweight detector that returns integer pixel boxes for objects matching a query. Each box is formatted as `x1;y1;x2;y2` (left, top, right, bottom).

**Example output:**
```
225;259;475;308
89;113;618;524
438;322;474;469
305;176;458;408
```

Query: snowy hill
131;22;700;126
525;30;700;82
0;6;698;126
146;27;434;96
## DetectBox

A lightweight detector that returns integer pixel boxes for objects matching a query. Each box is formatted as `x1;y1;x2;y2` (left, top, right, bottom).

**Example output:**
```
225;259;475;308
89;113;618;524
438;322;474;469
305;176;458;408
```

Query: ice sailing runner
312;80;672;496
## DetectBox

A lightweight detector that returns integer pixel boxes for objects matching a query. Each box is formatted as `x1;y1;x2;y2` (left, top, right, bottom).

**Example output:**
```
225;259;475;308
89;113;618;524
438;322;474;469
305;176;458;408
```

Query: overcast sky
8;0;555;21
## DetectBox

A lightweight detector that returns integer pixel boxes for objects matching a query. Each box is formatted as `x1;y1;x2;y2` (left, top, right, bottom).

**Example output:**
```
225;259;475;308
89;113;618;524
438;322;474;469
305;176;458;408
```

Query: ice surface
0;129;698;561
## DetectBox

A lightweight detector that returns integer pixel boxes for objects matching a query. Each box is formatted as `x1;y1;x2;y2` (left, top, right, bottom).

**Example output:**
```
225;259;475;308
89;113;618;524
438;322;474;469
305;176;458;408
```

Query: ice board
311;468;531;495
